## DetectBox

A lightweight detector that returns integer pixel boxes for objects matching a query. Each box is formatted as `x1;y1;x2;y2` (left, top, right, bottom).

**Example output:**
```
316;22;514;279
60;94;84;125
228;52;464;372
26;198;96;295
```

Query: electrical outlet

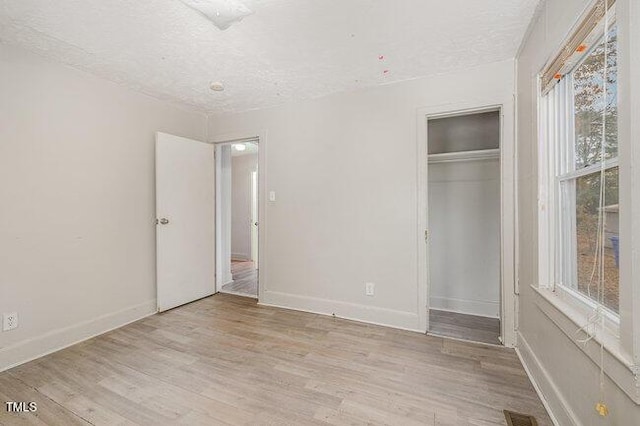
3;312;18;331
365;282;375;296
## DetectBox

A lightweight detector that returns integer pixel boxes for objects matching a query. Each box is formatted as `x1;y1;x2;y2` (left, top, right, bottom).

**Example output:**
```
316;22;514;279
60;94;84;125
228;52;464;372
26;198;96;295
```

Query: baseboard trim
515;331;578;426
429;296;499;318
218;289;257;299
0;299;156;373
260;290;422;332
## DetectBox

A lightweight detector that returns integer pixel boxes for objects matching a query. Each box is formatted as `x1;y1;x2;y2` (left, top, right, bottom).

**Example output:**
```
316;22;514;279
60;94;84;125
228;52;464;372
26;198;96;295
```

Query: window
537;0;640;402
540;11;619;320
562;24;619;315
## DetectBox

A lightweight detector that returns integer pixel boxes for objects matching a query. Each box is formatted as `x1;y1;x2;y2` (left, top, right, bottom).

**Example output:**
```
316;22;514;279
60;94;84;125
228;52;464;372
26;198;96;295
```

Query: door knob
254;222;259;226
158;218;170;225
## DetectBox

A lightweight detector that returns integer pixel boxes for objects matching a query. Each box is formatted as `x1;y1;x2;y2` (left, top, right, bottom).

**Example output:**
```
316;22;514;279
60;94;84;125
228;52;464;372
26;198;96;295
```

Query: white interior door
156;132;215;312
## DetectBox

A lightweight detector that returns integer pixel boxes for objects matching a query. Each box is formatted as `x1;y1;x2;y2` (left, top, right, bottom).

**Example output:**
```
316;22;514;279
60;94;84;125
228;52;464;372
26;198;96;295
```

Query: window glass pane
572;25;618;169
561;167;619;313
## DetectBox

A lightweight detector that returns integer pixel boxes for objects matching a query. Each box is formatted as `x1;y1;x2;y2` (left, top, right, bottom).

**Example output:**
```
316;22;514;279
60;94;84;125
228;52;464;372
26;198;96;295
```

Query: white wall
515;0;640;424
209;59;515;331
0;44;207;371
231;153;258;260
429;159;501;318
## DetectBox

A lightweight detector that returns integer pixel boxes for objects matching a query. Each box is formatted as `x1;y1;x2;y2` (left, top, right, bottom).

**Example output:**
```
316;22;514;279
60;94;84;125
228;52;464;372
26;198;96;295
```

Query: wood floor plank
0;374;90;426
0;294;552;425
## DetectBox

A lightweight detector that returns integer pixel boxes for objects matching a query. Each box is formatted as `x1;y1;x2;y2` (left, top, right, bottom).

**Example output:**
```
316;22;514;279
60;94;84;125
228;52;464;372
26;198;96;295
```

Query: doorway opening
426;109;502;345
215;140;259;298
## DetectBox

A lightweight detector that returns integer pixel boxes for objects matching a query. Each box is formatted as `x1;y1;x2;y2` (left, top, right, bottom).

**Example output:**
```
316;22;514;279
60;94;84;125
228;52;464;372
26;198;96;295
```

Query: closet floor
428;309;500;345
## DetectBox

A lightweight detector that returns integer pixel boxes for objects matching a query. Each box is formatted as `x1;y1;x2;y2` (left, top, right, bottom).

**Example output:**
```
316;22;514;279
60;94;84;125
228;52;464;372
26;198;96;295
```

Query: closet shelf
428;148;500;164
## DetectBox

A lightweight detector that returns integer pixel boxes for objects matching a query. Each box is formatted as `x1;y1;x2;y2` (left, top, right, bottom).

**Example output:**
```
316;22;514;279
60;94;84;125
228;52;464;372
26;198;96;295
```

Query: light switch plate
269;191;276;202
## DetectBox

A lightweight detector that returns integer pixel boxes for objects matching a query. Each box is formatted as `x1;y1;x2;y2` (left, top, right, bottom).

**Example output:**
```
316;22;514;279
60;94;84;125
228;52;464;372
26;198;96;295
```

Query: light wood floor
221;260;257;297
429;310;501;346
0;294;551;425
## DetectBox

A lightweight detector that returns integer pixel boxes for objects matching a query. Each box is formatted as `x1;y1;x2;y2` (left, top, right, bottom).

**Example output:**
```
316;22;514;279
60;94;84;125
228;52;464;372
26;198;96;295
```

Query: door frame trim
210;130;267;302
250;170;259;268
416;98;516;347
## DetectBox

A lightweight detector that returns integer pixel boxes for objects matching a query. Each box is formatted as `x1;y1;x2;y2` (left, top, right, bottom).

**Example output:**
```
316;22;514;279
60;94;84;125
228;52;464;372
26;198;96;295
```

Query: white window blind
540;0;616;95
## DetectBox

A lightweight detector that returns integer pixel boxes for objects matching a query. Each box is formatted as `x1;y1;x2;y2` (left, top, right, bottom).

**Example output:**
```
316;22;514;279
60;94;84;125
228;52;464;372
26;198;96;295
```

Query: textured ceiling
0;0;539;114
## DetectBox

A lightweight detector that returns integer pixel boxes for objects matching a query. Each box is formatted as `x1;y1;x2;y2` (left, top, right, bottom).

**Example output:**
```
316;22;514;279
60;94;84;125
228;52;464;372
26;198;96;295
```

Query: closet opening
426;109;502;345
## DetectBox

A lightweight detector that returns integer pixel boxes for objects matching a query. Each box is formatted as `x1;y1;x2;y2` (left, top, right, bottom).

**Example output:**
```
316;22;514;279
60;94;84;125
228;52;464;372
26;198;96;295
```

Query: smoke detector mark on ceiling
210;81;225;91
179;0;253;30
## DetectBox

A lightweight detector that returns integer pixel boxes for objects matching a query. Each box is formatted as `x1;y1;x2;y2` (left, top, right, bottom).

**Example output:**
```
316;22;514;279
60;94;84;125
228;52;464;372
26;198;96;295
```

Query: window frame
538;14;621;336
534;0;640;404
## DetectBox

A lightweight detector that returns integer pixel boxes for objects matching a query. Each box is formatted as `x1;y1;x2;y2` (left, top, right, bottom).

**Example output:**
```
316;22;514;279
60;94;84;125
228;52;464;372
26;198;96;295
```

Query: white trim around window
538;20;622;323
535;1;640;403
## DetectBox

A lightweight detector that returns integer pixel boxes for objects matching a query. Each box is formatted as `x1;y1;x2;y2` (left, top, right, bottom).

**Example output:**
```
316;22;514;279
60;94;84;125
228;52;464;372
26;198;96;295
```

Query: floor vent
504;410;538;426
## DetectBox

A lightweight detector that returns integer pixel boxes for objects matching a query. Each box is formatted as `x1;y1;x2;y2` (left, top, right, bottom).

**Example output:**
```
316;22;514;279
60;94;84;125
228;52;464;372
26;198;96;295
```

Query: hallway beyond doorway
221;260;257;298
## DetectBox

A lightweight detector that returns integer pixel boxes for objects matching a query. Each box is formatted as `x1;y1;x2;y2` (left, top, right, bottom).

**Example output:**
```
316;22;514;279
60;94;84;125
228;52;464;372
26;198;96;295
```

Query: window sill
552;284;620;335
530;285;639;404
